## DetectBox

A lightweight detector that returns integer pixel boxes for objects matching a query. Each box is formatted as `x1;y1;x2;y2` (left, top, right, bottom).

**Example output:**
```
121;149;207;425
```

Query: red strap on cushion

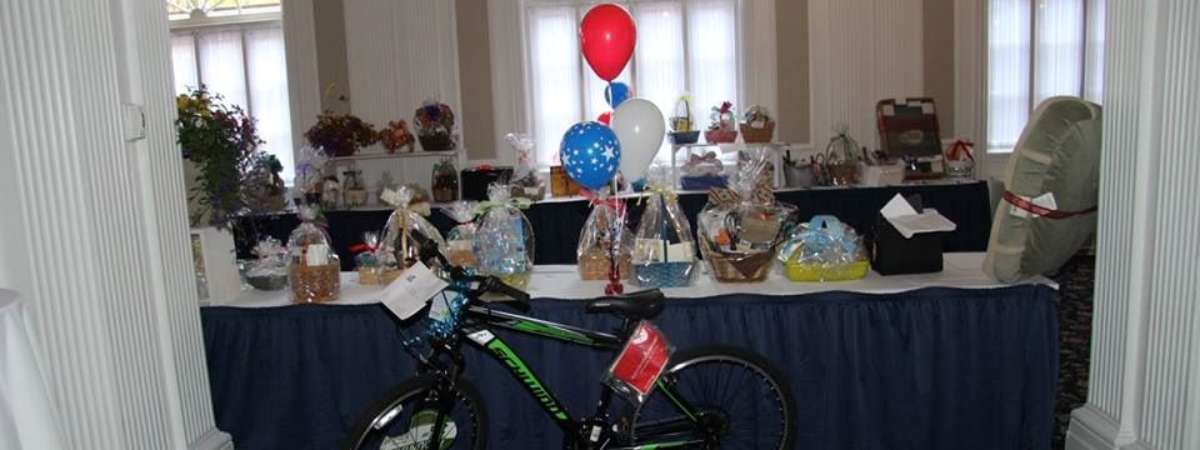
1002;191;1097;219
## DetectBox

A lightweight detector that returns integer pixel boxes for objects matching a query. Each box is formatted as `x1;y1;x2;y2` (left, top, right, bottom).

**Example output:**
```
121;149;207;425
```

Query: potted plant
304;112;378;157
176;86;265;230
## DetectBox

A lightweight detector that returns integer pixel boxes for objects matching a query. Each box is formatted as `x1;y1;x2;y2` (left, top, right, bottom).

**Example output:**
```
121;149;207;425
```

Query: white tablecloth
217;252;1055;309
0;290;64;450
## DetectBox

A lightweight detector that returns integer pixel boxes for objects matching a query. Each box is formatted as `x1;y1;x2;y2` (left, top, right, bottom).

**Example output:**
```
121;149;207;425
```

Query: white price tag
381;262;450;320
428;295;451;322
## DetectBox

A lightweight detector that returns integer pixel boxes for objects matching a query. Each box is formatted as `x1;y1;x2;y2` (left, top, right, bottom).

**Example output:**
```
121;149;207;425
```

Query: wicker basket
290;263;340;303
702;249;775;282
578;247;632;280
669;131;701;145
358;267;404;285
705;129;738;144
827;162;860;186
739;122;775;143
550;166;582;197
419;133;455;151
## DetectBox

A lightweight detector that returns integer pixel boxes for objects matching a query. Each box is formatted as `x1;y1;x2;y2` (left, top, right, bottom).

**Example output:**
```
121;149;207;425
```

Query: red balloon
597;111;612;125
580;4;636;82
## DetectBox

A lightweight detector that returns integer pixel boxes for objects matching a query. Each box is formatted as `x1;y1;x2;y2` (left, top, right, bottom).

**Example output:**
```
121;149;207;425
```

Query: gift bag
631;186;696;288
288;206;341;303
443;201;479;268
697;151;795;282
778;215;869;282
944;139;975;178
577;201;633;280
604;321;673;405
376;186;447;284
473;184;535;289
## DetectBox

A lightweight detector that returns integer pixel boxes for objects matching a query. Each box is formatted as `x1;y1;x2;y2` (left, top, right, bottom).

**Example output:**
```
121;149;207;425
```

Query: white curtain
987;0;1104;152
526;0;739;167
171;23;295;183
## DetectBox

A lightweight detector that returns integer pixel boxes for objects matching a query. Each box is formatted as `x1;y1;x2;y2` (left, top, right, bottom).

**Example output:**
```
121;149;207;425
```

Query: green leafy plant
176;86;265;229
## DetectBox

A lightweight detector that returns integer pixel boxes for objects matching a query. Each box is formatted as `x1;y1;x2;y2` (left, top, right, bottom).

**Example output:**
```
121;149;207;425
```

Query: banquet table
202;253;1059;449
0;290;65;450
234;180;992;270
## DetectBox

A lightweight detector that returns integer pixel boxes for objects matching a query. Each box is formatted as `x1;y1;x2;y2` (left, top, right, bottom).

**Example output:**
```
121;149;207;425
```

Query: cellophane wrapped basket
287;207;341;303
739;105;775;143
632;186;696;288
375;186;447;284
778;215;869;282
245;237;288;291
473;184;535;289
704;101;738;144
432;158;459;202
697;152;795;282
443;201;479;268
577;202;633;280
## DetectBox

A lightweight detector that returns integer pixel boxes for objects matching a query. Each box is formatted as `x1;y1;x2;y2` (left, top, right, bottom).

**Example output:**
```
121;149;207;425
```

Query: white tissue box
859;162;906;186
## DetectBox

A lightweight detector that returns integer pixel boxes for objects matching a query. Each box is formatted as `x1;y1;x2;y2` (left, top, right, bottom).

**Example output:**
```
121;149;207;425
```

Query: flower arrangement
304;112;378;157
414;100;457;151
705;101;738;144
176;86;264;230
378;120;415;153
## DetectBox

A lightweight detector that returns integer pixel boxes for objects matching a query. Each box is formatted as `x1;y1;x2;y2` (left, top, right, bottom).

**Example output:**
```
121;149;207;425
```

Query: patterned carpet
1050;254;1095;449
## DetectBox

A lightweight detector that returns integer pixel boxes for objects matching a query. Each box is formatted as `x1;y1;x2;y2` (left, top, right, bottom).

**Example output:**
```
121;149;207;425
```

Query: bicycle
343;243;795;449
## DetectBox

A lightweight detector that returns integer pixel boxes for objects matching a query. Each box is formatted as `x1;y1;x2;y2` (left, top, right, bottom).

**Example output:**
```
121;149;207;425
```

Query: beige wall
455;0;498;160
311;0;958;152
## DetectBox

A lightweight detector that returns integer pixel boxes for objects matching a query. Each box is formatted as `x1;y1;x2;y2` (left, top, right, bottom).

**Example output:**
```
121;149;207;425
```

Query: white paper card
382;262;450;320
666;242;694;262
881;194;958;238
1008;193;1058;219
305;244;329;267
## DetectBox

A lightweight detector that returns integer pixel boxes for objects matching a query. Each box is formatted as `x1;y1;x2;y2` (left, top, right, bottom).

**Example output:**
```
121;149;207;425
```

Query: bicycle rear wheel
628;346;794;449
343;375;487;450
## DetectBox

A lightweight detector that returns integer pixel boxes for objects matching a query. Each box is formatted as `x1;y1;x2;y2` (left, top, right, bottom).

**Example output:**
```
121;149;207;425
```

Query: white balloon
611;98;666;183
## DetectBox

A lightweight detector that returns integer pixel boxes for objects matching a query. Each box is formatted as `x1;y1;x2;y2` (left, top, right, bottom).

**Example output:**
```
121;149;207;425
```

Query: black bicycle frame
455;306;705;449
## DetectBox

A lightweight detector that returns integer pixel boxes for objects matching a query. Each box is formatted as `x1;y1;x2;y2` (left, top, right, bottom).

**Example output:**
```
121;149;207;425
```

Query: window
986;0;1105;153
169;0;295;184
525;0;740;167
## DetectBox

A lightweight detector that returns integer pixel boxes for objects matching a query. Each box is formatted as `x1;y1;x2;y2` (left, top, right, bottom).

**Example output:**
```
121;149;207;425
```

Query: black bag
871;195;945;275
460;166;513;201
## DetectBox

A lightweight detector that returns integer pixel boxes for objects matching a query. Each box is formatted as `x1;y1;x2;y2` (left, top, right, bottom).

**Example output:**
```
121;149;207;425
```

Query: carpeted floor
1050;254;1095;449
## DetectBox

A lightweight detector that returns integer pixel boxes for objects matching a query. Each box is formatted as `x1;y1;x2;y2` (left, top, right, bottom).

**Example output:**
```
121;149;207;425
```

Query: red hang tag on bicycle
606;321;673;403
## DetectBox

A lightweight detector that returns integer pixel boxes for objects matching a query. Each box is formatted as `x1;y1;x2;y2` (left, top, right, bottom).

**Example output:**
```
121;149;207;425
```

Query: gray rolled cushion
983;97;1102;282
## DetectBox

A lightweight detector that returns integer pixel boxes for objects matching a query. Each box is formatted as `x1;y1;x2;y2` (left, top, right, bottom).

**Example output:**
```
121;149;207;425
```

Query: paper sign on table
382;262;449;320
881;194;958;239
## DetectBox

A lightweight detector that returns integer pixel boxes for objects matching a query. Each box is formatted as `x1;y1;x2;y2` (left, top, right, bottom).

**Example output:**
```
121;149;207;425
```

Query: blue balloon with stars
560;121;621;191
605;82;632;108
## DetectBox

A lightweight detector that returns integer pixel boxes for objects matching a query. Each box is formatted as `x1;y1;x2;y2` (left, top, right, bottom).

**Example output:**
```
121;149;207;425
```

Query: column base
1066;404;1149;450
189;428;234;450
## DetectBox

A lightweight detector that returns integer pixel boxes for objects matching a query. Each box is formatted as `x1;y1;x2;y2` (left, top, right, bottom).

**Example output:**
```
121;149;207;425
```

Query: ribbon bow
474;196;533;215
382;187;432;217
946;139;975;161
638;184;678;205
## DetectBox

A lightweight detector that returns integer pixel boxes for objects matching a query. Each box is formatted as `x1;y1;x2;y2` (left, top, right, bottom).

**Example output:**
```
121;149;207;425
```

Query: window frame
986;0;1101;154
519;0;744;167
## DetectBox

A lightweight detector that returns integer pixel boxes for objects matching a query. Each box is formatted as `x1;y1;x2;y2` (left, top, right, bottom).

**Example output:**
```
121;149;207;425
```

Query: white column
739;0;779;121
1067;1;1200;449
282;0;322;153
808;0;924;149
0;0;230;448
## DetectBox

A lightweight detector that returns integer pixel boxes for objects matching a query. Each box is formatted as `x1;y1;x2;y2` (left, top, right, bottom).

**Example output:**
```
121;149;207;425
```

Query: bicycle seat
585;290;665;320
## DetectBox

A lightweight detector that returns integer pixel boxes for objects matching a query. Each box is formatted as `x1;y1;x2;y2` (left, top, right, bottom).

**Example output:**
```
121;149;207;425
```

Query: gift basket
375;186;447;284
432;158;459;202
443;201;479;268
473;184;535;289
668;96;700;145
778;215;869;281
679;151;728;191
379;120;415;154
550;166;583;197
697;153;795;282
823;124;862;186
740;105;775;143
244;237;288;291
507;133;546;200
704;101;738;144
351;231;385;284
944;139;975;178
287;206;341;303
632;186;696;287
577;201;633;280
414;100;457;151
342;168;368;208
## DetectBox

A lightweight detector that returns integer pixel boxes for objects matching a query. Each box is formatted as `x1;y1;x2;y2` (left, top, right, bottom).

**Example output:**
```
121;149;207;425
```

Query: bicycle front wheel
629;345;795;449
342;375;487;450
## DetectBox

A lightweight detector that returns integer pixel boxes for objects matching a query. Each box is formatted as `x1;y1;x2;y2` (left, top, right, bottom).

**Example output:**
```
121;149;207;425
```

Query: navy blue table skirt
201;284;1057;449
234;181;993;270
